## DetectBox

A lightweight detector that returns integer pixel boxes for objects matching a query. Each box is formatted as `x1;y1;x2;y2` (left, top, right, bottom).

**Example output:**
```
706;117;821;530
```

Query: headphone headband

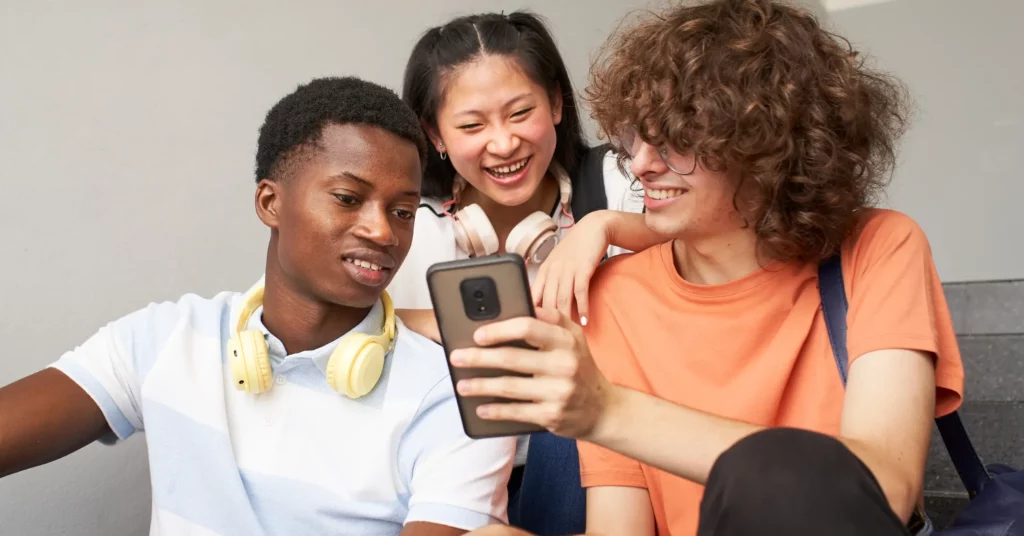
235;276;266;334
549;161;572;207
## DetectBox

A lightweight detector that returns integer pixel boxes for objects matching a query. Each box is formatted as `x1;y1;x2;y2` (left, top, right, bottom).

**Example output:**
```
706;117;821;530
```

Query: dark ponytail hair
402;11;589;199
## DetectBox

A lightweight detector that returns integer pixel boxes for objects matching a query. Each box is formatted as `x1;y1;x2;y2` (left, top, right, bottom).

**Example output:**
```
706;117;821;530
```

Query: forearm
589;210;668;253
589;385;761;484
589;385;919;521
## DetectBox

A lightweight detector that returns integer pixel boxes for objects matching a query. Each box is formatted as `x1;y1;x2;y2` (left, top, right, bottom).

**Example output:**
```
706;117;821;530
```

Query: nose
486;125;521;158
628;141;670;180
352;204;398;247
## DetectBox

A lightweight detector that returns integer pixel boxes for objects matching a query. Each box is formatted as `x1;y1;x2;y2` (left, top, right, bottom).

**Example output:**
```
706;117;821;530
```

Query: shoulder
843;208;932;270
55;289;238;394
388;200;458;309
851;208;928;244
108;290;236;348
410;199;452;240
591;244;663;292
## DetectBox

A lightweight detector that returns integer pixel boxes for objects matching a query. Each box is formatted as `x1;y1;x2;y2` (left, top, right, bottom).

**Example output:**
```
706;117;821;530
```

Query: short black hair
402;11;589;199
255;76;427;182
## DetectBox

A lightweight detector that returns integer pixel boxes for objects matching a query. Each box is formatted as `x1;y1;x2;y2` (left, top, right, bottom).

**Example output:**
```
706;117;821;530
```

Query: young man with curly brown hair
450;1;965;535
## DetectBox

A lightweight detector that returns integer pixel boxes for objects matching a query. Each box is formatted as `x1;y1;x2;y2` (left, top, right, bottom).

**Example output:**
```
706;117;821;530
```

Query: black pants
698;428;912;536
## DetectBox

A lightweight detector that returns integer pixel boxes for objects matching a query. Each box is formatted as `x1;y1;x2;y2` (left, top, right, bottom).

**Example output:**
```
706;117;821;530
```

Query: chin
327;286;382;309
645;213;687;238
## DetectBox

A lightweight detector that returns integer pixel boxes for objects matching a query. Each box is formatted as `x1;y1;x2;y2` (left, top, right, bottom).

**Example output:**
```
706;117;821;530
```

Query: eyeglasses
615;126;698;176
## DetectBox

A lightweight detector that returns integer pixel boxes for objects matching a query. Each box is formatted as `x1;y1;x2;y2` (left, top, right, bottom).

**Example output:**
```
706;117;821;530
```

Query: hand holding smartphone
426;254;544;438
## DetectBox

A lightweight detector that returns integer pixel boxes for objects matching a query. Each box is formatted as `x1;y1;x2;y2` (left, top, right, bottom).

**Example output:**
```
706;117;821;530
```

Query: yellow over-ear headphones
227;278;397;398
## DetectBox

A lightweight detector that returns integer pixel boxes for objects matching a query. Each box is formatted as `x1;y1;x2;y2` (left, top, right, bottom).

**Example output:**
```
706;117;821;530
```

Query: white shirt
49;286;516;535
387;150;645;464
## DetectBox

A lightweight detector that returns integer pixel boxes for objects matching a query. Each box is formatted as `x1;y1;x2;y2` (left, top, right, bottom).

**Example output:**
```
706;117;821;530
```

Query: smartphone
426;254;545;439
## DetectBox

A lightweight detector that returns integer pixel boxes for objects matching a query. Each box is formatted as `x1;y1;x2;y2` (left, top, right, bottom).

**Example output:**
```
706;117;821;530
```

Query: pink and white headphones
442;163;574;264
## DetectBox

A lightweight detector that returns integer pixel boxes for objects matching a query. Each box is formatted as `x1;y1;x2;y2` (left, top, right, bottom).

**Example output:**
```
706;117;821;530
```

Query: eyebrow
452;92;534;118
330;172;419;197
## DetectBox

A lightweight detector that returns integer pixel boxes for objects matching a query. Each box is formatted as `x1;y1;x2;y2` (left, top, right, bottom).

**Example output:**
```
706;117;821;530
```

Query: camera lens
473;290;484;300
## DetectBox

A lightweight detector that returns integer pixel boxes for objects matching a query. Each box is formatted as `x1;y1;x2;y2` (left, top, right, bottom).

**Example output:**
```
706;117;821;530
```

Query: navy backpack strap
817;252;990;497
569;144;610;221
818;254;850;385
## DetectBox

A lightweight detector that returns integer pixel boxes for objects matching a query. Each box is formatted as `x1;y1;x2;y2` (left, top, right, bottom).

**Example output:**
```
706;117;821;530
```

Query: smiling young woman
384;10;647;535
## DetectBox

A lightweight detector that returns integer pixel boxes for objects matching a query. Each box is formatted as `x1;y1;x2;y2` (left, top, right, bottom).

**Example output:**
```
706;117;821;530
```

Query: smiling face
256;123;422;308
627;140;744;240
430;54;562;206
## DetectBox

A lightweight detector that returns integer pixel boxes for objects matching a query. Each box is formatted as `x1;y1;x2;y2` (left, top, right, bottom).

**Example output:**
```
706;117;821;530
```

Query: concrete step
959;333;1024;400
944;280;1024;335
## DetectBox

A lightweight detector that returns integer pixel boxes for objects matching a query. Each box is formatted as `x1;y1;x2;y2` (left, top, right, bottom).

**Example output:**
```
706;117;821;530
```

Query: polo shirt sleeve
398;377;516;530
48;300;183;444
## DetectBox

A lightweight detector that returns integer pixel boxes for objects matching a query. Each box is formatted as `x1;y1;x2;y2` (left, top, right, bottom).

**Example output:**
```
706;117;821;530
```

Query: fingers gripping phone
426;254;544;438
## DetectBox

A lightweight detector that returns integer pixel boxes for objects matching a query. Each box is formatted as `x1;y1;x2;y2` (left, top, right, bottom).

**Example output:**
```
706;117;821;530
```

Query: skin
396;53;565;341
462;140;937;535
0;123;465;536
256;123;421;353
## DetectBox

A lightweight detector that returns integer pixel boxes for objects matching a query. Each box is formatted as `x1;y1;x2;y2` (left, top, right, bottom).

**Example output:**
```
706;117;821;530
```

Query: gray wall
815;0;1024;282
0;1;651;534
1;0;1020;534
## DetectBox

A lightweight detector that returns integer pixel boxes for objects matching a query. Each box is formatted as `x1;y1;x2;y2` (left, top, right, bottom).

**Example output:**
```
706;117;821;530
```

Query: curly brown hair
586;0;911;263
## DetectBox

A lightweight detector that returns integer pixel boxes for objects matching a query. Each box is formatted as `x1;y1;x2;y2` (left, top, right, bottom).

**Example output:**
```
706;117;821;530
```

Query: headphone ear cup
228;330;273;394
453;204;499;257
326;333;387;398
506;212;559;264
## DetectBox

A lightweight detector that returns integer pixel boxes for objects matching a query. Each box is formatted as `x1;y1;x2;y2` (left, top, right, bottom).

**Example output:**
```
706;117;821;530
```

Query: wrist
586;382;629;446
581;209;616;244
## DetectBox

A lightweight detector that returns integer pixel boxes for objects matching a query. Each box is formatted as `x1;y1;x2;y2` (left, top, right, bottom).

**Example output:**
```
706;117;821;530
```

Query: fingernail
580;316;588;326
456;380;471;394
450;351;465;365
477;405;492;418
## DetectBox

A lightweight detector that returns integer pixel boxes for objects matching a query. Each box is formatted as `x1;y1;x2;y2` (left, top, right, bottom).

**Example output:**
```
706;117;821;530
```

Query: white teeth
645;188;685;200
489;158;528;176
345;258;382;271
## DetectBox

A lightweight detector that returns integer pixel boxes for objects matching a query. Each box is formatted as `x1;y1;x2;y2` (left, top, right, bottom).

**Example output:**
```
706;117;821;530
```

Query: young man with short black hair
0;76;515;536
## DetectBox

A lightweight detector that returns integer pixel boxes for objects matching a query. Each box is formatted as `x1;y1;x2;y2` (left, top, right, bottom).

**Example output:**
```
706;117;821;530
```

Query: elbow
879;468;922;524
842;438;922;523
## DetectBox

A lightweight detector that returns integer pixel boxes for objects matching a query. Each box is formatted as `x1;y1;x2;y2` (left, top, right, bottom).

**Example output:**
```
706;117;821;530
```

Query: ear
254;178;282;229
550;84;564;126
422;121;445;153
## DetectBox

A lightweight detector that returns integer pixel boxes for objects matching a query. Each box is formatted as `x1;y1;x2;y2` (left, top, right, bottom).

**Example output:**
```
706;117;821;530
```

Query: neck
460;174;559;247
259;238;371;354
670;227;763;285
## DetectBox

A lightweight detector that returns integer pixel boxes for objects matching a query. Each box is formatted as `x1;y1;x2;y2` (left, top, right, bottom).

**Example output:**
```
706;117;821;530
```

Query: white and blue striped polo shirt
49;283;516;535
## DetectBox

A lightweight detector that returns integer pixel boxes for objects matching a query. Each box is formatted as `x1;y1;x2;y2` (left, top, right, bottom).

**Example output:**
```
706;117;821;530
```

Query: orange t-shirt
577;209;964;536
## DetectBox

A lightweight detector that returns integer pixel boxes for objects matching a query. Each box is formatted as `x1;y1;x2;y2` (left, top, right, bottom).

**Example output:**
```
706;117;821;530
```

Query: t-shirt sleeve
844;210;965;417
398;377;516;530
47;300;183;443
578;273;648;489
